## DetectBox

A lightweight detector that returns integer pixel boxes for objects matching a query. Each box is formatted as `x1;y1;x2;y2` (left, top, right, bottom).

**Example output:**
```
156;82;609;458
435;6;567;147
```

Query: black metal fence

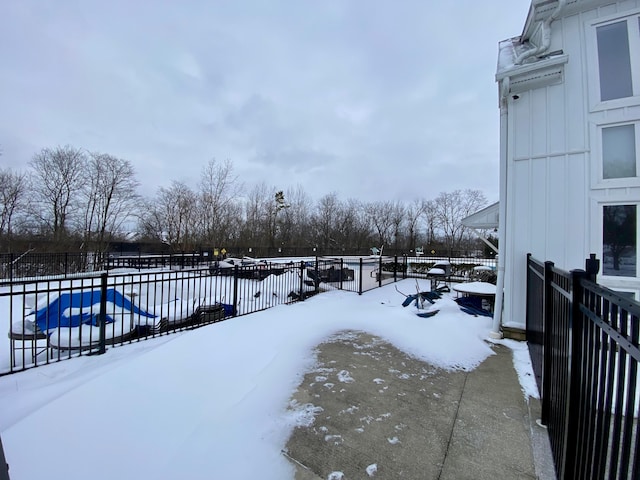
1;254;498;376
0;251;104;281
0;251;216;283
0;435;8;480
1;261;315;375
2;250;498;283
526;254;640;479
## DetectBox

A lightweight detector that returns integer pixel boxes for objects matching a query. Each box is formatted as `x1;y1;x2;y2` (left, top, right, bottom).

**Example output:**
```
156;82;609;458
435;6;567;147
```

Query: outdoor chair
8;319;48;366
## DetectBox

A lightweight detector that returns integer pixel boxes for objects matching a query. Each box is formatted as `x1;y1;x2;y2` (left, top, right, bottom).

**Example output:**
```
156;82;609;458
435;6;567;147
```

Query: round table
453;282;496;312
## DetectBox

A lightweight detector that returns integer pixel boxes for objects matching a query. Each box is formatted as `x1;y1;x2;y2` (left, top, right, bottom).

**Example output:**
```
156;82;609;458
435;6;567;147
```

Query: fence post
378;255;382;287
394;255;398;282
541;260;554;426
340;258;344;290
314;257;320;295
97;272;108;355
402;255;407;280
585;253;600;282
232;266;239;317
299;261;305;301
359;258;363;295
0;435;9;480
9;253;13;282
563;268;587;479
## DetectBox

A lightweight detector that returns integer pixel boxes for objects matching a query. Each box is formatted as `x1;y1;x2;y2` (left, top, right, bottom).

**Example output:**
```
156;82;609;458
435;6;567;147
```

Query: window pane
603;205;636;277
597;21;633;101
603;124;636;178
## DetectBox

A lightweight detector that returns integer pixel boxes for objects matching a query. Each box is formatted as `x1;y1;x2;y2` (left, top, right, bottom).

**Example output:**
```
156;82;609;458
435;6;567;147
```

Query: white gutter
515;0;566;65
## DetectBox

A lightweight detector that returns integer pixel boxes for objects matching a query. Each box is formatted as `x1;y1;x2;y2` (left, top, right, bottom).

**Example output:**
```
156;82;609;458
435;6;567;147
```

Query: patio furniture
453;281;496;314
427;261;451;291
8;319;48;366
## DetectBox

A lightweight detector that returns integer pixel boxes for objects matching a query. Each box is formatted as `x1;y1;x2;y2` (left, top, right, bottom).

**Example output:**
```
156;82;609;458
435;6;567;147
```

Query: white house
495;0;640;331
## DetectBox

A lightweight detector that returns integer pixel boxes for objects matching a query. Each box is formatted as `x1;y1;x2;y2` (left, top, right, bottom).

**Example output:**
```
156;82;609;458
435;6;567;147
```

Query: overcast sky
0;1;531;204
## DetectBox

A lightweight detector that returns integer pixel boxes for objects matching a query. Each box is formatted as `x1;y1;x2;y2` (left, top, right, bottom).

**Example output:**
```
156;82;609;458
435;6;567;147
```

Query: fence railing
1;261;316;375
2;250;498;283
0;251;216;283
1;254;498;376
526;253;640;480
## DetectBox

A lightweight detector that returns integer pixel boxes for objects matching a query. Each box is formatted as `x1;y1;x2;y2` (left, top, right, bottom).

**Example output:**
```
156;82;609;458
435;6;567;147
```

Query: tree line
0;145;493;256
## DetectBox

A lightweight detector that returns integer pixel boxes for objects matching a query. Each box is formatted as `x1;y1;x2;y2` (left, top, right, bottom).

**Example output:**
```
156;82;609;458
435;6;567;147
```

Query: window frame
600;202;640;280
592;120;640;189
587;9;640;112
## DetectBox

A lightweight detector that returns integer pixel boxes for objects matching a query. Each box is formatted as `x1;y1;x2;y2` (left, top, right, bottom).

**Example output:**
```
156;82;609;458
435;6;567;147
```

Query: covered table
453;282;497;312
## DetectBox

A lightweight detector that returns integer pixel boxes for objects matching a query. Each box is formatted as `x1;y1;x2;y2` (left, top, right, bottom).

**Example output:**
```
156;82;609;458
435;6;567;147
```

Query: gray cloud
0;0;531;203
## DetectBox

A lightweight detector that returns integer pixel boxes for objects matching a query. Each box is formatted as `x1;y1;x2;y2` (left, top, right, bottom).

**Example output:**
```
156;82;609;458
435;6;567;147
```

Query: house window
602;124;636;179
597;21;633;101
594;13;640;103
603;205;637;277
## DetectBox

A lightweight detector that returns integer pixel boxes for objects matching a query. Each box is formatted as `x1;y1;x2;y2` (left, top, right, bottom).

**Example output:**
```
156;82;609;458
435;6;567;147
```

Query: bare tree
79;152;141;252
0;167;29;244
404;198;426;251
322;198;375;252
239;185;291;250
311;193;341;250
432;189;487;252
197;159;243;247
279;185;311;250
390;201;406;251
141;181;198;251
364;200;396;248
240;182;271;247
422;199;437;245
30;146;86;242
267;190;290;248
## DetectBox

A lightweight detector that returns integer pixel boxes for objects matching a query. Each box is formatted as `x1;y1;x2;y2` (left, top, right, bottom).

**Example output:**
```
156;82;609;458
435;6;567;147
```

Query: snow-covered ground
0;278;536;480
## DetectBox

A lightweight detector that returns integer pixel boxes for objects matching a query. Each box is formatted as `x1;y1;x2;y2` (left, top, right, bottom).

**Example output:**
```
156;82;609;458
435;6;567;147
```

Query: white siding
504;79;588;327
502;1;640;327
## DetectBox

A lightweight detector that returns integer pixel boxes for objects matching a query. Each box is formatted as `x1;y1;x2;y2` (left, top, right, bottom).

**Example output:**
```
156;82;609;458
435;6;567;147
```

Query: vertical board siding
547;154;568;263
567;153;590;267
548;84;567;153
532;87;549;157
504;2;640;328
514;91;532;159
562;12;588;152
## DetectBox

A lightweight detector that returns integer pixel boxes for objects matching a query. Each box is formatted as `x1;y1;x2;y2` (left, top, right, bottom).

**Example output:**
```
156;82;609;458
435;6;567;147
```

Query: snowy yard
0;278;536;480
0;261;389;373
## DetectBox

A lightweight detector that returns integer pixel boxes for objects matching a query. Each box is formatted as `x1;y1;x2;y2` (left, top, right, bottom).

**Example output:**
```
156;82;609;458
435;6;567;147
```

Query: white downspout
515;0;566;65
490;78;510;339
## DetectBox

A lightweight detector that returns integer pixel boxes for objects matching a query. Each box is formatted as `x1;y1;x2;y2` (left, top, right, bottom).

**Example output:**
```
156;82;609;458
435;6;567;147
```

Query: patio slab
284;331;556;479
